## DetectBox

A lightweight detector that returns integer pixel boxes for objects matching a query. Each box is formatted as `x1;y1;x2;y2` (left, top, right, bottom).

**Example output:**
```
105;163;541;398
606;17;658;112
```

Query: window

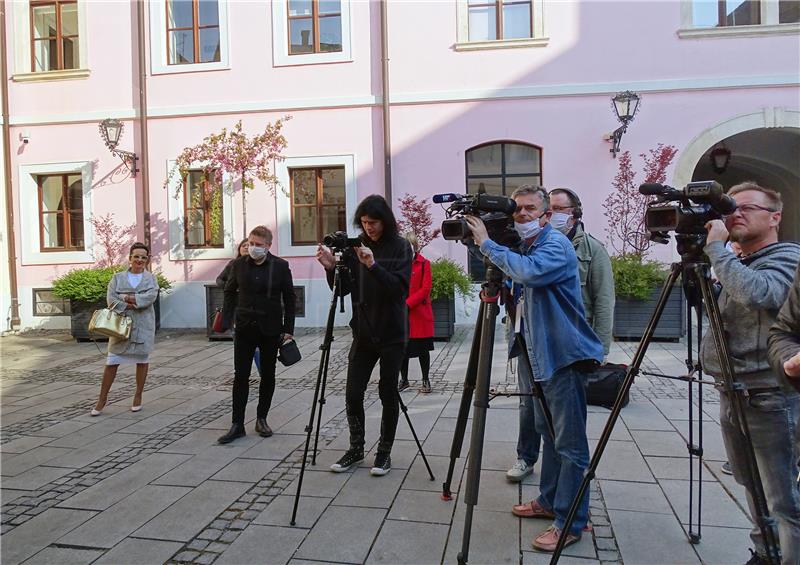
288;0;343;54
779;0;800;23
166;0;221;65
37;173;84;252
468;0;533;41
465;141;542;280
679;0;798;36
32;289;70;316
183;170;224;248
30;1;79;72
294;286;306;317
290;167;346;245
692;0;760;26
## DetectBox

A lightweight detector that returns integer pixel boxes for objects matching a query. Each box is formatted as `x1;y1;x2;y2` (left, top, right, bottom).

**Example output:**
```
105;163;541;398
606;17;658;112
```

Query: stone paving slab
294;506;386;563
21;546;105;565
92;537;184;565
215;524;306;565
0;507;96;565
366;520;450;564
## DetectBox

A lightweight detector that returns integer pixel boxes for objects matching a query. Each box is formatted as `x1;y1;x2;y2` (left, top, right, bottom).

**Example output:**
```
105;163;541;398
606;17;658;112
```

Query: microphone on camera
432;193;461;204
639;183;671;195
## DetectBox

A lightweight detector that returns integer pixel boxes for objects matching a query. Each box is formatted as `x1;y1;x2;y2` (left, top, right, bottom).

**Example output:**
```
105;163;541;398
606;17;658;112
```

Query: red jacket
407;253;434;339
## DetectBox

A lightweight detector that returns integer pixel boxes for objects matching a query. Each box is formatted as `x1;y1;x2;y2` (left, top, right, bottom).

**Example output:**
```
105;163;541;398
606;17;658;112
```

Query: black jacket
222;254;296;336
327;233;412;346
216;259;236;287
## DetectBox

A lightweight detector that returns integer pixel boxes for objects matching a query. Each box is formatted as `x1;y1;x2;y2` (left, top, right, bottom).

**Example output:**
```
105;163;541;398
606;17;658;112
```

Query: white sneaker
506;459;533;482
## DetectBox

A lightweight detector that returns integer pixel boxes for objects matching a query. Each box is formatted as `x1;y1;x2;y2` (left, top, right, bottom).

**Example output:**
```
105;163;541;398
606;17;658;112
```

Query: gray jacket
106;270;159;356
572;224;615;355
768;262;800;393
700;240;800;390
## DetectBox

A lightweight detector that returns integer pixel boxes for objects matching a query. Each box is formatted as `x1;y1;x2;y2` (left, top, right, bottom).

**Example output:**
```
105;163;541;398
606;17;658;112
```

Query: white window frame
149;0;230;75
11;0;90;82
678;0;799;38
271;0;353;67
166;160;237;260
455;0;548;51
19;161;94;265
275;154;358;257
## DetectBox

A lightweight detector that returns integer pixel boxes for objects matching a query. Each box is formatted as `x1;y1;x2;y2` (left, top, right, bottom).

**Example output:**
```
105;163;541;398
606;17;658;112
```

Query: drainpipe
0;2;20;328
380;0;392;205
136;0;151;248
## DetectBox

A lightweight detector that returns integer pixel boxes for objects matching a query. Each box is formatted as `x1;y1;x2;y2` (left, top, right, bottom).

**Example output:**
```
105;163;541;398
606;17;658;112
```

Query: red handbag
212;309;224;333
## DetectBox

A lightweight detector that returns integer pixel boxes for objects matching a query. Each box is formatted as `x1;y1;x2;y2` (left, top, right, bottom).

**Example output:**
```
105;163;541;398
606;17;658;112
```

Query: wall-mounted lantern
99;118;138;177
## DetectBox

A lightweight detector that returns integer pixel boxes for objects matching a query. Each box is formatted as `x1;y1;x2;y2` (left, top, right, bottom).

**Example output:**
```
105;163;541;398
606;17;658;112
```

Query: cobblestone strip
166;398;354;564
0;397;233;533
590;482;622;564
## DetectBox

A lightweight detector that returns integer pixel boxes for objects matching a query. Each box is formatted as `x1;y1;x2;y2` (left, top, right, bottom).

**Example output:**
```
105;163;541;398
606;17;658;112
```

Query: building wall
4;0;799;330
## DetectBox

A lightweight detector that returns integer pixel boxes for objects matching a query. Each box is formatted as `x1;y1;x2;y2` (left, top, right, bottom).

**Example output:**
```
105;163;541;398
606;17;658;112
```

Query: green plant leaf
52;266;171;302
610;255;668;300
430;258;474;300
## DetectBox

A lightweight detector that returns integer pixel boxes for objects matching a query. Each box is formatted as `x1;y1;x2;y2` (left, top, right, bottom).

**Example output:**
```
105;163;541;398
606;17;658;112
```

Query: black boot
218;423;246;444
254;417;273;437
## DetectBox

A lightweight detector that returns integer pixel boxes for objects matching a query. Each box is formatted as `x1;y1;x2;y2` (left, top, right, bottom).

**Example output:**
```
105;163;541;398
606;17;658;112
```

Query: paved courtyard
0;325;755;564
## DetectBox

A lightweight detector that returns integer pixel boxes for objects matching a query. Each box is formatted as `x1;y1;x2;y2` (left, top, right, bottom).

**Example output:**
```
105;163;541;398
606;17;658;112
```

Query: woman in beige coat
91;242;159;415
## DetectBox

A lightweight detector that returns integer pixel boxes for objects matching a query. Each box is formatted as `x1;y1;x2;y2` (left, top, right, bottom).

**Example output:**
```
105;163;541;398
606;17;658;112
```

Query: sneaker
721;461;733;475
330;448;364;473
745;549;766;565
370;452;392;476
506;459;534;482
419;379;432;393
398;379;410;392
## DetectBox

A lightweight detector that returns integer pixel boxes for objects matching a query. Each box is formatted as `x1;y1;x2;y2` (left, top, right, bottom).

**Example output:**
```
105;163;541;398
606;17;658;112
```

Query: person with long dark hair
316;194;412;476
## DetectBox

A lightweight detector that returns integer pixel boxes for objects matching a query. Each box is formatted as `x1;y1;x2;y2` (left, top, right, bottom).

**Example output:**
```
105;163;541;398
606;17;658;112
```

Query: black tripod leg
687;299;703;544
550;263;682;563
458;297;500;565
695;267;781;565
515;333;555;441
442;300;486;501
290;270;340;526
311;346;331;465
396;391;435;480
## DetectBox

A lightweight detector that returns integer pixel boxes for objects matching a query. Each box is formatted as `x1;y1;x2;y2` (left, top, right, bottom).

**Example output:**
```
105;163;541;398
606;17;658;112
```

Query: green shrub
52;266;171;302
430;257;474;301
611;255;668;301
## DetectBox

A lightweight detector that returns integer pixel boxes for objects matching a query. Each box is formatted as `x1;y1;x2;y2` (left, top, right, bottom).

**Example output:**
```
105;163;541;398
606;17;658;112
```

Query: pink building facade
1;0;798;331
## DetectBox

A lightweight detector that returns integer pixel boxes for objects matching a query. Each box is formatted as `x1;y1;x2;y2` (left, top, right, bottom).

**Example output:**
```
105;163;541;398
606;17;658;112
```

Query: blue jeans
534;365;590;535
254;348;261;373
516;353;542;466
719;389;800;564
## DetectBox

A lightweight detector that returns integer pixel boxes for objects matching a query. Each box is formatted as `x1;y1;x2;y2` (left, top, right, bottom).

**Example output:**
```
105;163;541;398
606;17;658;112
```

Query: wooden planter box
432;296;456;341
613;285;686;342
205;284;233;341
70;294;161;342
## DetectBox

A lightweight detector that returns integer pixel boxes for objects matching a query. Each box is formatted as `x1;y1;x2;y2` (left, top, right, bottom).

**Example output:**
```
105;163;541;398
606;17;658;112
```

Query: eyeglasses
726;204;777;216
551;205;575;213
131;255;148;260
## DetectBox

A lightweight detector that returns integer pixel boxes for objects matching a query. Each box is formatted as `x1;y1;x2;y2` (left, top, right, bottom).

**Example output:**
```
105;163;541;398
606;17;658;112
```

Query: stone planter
69;294;161;342
432;296;456;341
613;285;685;341
205;284;233;341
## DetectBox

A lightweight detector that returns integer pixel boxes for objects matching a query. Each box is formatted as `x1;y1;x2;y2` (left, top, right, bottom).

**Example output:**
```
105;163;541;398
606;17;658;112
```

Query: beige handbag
88;302;132;340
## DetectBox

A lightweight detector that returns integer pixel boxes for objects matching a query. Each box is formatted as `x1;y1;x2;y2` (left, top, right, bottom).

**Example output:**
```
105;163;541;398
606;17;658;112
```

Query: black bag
278;339;301;367
586;363;629;409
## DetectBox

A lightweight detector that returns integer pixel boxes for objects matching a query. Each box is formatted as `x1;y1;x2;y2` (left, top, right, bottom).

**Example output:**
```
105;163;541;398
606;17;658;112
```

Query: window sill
12;68;91;82
454;37;549;51
151;61;230;76
677;23;800;39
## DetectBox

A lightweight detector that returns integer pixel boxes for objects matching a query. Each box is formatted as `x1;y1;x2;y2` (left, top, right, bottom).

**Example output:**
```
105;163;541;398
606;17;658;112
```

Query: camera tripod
439;262;555;565
290;255;435;526
551;239;781;565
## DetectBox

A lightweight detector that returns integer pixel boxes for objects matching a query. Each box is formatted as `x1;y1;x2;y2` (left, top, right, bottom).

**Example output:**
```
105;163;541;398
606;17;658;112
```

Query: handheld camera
322;231;361;252
434;192;521;248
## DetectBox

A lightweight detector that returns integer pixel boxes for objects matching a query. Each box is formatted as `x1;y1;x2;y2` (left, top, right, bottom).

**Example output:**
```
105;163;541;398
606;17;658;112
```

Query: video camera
642;181;736;246
322;231;361;252
433;192;521;248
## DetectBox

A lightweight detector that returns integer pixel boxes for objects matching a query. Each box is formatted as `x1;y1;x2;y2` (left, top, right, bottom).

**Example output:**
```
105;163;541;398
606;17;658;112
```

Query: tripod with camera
290;245;435;526
550;186;781;564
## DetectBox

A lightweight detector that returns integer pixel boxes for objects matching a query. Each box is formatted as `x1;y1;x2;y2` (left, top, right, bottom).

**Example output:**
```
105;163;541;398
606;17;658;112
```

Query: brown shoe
531;526;580;552
511;499;555;519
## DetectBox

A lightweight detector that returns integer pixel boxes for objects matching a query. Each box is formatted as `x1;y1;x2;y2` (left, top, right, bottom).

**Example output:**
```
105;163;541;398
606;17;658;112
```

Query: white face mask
248;246;267;261
514;219;542;240
550;212;572;234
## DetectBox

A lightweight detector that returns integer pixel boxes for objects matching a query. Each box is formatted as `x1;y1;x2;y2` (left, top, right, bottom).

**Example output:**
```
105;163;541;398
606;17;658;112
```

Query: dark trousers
232;323;280;425
346;341;405;454
400;350;430;381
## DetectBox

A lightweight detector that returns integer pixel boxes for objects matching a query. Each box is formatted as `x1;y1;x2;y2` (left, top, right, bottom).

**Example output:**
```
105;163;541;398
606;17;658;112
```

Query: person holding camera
769;262;800;394
700;182;800;564
465;185;603;552
218;225;296;444
316;195;412;476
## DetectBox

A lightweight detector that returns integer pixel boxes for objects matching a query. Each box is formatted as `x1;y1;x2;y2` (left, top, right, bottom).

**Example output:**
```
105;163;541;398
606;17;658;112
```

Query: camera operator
316;195;412;477
700;182;800;564
769;263;800;394
464;185;604;552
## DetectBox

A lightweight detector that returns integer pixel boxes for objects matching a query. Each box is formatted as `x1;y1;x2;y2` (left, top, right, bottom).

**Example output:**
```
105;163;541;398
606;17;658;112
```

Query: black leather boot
254;418;273;437
218;423;246;444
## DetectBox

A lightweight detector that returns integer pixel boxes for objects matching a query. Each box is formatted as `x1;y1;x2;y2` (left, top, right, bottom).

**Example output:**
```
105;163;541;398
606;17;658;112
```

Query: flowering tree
90;213;137;267
396;193;441;252
165;117;290;237
604;143;678;258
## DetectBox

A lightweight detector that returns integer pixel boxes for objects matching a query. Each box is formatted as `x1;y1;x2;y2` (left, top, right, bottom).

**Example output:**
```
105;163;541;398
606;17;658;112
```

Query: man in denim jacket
465;186;603;552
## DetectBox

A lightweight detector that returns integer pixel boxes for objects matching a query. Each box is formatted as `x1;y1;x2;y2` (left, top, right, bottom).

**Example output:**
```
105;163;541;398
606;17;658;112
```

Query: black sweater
327;234;412;346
